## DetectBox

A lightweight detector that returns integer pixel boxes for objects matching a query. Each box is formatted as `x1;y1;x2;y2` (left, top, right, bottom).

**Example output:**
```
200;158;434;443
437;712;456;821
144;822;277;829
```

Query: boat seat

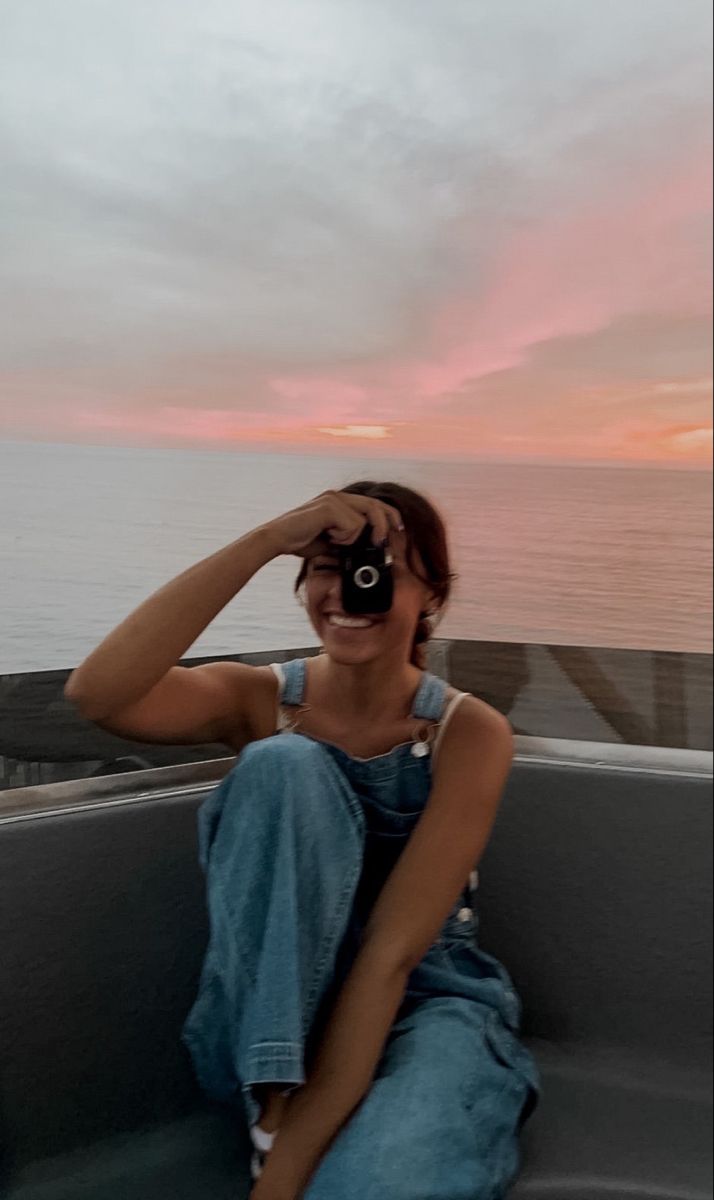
1;740;711;1199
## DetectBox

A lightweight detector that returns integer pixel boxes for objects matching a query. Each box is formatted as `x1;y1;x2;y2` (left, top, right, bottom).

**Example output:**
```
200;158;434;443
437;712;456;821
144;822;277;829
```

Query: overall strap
413;672;472;763
273;662;465;731
411;672;448;722
268;658;307;731
282;657;307;705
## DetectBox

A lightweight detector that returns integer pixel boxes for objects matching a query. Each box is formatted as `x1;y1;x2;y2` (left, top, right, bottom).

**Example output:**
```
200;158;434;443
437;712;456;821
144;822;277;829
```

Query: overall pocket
359;790;425;833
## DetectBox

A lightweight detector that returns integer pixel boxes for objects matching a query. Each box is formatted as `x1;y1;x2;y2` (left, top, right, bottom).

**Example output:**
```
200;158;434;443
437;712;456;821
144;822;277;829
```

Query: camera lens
354;565;379;589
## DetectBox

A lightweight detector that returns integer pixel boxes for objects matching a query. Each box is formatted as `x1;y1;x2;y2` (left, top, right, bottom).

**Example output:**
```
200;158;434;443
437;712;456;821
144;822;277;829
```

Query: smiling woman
158;481;539;1199
59;475;540;1197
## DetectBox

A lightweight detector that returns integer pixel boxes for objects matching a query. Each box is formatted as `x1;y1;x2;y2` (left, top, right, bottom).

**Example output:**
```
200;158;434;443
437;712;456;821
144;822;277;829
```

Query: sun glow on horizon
317;425;392;440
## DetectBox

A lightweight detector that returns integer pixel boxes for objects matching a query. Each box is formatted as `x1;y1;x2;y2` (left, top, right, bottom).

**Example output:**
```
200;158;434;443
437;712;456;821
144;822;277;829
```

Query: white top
268;661;469;767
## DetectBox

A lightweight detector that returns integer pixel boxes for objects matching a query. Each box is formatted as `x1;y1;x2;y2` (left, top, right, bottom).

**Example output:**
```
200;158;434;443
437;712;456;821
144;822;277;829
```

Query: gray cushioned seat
1;740;711;1199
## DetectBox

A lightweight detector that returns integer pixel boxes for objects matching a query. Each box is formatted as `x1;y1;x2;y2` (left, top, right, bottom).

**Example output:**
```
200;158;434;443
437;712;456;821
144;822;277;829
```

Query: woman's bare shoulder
443;686;511;734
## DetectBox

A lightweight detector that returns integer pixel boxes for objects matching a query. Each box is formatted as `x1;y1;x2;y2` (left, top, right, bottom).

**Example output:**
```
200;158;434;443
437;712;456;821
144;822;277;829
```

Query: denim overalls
181;659;542;1198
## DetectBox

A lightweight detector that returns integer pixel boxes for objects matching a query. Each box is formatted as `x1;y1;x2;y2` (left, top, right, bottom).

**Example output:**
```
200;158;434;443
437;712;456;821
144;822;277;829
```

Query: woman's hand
249;1180;297;1200
261;490;403;560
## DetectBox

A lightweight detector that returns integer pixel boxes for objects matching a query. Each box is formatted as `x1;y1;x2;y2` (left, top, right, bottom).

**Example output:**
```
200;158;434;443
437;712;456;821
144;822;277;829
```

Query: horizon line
1;433;712;473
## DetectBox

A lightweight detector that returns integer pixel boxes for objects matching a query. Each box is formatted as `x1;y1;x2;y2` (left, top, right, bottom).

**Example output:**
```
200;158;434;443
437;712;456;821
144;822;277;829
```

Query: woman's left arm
252;698;514;1199
250;946;412;1199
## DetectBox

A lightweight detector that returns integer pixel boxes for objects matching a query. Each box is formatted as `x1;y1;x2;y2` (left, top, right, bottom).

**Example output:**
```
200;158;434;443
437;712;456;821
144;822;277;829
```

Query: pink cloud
236;142;711;459
2;133;710;468
381;146;712;402
271;377;369;422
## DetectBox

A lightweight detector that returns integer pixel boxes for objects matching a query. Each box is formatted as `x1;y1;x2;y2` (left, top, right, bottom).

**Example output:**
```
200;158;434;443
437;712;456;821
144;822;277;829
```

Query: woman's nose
327;575;343;602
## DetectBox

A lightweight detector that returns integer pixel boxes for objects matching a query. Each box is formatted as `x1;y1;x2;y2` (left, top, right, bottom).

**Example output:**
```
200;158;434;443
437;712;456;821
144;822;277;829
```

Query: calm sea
1;439;711;674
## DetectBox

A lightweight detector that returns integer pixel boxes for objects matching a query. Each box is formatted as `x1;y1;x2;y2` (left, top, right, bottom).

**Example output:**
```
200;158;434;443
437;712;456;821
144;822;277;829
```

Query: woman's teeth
327;615;375;629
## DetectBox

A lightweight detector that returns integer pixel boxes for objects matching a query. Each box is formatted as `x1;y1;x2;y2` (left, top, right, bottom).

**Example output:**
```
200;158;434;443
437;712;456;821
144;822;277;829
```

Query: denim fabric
181;660;541;1197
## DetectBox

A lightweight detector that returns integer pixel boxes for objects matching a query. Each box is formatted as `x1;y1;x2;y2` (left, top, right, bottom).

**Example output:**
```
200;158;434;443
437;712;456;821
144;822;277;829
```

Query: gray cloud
0;0;710;401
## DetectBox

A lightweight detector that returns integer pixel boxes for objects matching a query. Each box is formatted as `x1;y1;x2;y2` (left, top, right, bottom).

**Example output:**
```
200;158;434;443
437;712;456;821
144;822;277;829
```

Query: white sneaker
250;1123;276;1181
249;1087;295;1180
250;1148;265;1181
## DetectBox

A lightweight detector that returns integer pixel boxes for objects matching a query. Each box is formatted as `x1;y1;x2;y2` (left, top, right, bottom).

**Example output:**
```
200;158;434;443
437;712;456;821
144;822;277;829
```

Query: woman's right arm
62;490;402;747
63;525;280;744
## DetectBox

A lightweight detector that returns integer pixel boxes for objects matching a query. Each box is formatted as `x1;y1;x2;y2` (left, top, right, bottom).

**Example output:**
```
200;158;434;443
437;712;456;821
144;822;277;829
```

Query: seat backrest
477;740;713;1074
0;741;711;1172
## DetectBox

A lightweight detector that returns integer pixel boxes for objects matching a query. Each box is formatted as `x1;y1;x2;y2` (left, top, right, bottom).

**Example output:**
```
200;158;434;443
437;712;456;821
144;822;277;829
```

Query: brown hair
294;481;457;668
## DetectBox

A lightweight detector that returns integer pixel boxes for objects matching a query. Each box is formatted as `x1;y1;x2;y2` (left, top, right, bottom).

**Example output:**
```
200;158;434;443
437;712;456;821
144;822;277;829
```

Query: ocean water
1;439;711;674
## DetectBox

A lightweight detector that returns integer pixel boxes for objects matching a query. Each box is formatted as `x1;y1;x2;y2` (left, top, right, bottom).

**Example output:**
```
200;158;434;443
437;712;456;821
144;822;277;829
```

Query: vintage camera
337;525;394;615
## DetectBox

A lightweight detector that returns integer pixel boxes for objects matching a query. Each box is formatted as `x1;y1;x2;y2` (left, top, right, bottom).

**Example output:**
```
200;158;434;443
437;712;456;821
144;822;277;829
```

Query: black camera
337;525;394;615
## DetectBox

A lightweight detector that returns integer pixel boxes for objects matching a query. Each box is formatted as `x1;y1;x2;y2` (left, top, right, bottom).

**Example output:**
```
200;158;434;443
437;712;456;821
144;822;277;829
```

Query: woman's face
302;530;435;666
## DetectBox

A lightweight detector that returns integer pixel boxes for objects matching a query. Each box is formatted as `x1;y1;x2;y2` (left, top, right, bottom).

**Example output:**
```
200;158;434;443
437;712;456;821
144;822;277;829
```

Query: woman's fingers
330;494;403;546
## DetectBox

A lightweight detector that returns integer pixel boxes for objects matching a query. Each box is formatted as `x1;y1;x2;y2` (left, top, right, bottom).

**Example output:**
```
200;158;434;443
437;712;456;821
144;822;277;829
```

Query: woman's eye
312;563;338;573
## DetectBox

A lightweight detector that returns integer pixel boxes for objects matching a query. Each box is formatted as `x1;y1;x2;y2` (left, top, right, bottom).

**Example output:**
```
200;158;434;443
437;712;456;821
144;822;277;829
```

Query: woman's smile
324;613;382;631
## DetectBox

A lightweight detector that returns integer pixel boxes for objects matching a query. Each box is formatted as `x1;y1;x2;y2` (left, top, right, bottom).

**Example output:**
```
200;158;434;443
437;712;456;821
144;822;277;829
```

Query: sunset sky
1;0;712;467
